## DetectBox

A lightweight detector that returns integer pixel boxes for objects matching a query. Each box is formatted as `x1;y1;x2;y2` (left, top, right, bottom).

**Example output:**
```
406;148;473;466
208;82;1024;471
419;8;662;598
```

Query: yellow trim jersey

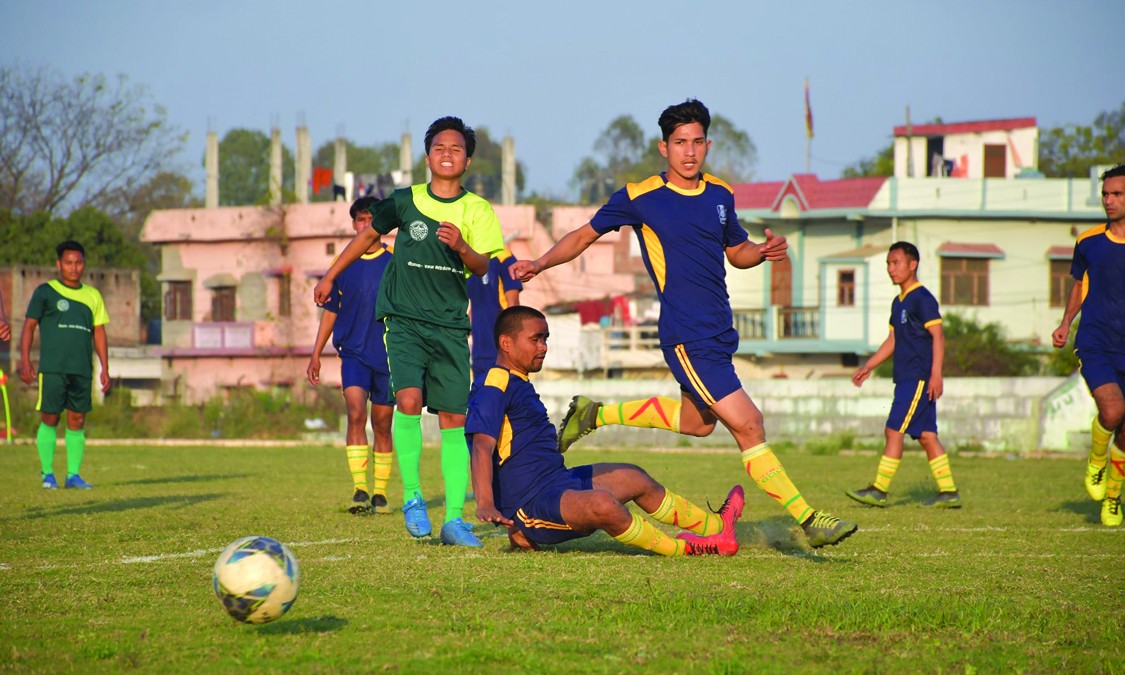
889;283;942;382
25;279;109;376
370;184;504;330
1071;223;1125;352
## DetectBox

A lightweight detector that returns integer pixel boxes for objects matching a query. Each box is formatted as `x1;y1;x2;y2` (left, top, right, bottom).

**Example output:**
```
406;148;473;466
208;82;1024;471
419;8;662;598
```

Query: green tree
312;139;400;176
217;129;294;206
1045;321;1080;376
1039;102;1125;177
707;114;758;183
842;141;895;178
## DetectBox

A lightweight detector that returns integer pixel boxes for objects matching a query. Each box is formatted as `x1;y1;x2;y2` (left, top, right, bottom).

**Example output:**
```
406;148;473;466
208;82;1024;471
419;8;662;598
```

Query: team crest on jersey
56;299;70;312
900;309;907;324
716;204;727;225
408;220;429;241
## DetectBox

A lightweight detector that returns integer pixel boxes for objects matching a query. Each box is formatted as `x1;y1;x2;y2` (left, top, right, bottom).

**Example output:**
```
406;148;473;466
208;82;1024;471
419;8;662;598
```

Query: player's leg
63;401;92;489
369;402;394;514
919;432;961;508
589;463;731;537
845;427;904;508
35;373;63;488
1095;368;1125;526
557;384;716;454
385;317;431;535
1078;351;1122;501
430;324;479;546
342;381;372;513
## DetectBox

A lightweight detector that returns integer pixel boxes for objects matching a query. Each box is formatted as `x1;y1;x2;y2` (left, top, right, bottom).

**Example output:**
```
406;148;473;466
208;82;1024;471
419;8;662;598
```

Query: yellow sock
928;454;957;492
1091;417;1113;468
372;451;393;496
612;513;684;556
872;456;900;492
741;443;812;524
345;445;369;492
597;397;681;432
1106;445;1125;499
648;488;721;536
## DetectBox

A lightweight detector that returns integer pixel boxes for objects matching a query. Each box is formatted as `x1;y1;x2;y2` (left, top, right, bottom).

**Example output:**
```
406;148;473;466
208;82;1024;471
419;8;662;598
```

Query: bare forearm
1058;282;1082;327
312;311;336;355
93;326;109;371
471;436;497;508
930;330;945;378
326;228;379;281
536;224;600;271
460;246;489;277
19;320;36;363
865;335;896;370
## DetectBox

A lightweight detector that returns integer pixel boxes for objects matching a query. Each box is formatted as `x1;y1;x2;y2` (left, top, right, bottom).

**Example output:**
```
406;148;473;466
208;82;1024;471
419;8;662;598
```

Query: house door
983;144;1006;178
771;255;793;307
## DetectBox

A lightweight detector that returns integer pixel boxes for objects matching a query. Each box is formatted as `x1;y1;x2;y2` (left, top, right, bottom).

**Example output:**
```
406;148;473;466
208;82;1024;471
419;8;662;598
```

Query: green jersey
370;184;504;330
26;279;109;376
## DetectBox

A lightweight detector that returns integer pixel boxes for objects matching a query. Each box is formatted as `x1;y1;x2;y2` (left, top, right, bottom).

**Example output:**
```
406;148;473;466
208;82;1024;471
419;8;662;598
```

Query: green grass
0;444;1121;673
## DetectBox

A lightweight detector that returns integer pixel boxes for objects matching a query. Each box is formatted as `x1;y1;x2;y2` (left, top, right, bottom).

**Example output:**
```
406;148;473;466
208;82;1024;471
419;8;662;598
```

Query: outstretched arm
853;330;895;387
471;432;512;527
510;224;602;282
313;228;381;304
726;228;788;269
1052;280;1082;348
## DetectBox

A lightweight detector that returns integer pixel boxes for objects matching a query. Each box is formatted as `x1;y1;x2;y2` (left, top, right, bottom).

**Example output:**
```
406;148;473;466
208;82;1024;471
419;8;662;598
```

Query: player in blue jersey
308;197;395;515
467;305;743;556
1053;164;1125;527
511;99;856;549
846;242;960;509
467;248;522;381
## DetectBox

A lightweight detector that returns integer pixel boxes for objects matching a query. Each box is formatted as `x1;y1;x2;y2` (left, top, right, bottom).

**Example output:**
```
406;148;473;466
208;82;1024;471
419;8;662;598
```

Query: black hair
658;99;711;142
493;306;546;349
56;240;85;260
889;241;920;263
349;196;379;220
424;116;476;157
1101;164;1125;181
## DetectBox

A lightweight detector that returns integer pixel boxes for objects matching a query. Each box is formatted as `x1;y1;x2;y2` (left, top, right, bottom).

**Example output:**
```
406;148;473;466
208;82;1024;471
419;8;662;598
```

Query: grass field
0;443;1120;673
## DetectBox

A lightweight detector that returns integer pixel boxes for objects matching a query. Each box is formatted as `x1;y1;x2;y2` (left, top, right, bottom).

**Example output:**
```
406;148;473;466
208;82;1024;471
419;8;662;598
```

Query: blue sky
2;0;1121;198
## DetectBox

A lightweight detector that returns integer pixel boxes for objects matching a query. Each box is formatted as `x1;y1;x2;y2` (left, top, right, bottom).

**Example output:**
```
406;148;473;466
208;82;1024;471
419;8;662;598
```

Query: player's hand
759;228;788;262
928;373;943;401
1051;324;1070;349
436;221;466;254
306;357;321;386
852;365;872;387
510;259;542;282
476;504;513;528
313;277;333;306
19;360;35;385
100;369;111;393
0;321;10;342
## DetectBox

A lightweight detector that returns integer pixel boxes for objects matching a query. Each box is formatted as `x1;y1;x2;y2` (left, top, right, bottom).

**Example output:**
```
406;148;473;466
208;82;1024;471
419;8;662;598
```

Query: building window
211;287;236;322
837;270;855;307
940;257;989;306
1049;259;1071;308
278;275;291;317
326;243;335;255
164;281;192;320
983;144;1006;178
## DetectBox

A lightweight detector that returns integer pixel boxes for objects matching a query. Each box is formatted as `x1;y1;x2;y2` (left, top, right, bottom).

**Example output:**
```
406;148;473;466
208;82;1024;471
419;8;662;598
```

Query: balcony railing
778;307;819;338
733;307;820;341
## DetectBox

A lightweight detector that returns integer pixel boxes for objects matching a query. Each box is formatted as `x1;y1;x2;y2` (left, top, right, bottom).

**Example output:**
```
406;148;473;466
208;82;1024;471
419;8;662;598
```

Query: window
837;270;855;307
1049;259;1072;308
278;275;291;317
983;144;1006;178
940;257;989;306
164;281;192;320
211;287;236;322
326;242;335;255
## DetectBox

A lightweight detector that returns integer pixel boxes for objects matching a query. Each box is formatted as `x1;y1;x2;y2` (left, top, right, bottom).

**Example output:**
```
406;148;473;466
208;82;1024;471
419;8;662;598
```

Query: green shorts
384;315;471;414
37;372;93;414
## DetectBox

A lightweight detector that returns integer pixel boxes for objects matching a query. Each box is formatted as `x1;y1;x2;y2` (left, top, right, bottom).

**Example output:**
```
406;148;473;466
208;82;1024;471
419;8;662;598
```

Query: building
893;117;1039;179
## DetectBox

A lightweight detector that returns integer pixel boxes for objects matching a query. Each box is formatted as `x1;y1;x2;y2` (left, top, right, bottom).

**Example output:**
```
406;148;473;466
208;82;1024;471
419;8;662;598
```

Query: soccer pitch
0;444;1119;673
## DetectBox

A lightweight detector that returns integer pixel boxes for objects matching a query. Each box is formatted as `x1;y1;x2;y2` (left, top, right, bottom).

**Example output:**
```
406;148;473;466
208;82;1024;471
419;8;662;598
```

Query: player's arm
511;223;602;282
726;228;789;269
1051;280;1082;348
505;289;521;307
307;309;337;386
313;229;381;304
471;432;512;527
928;322;945;400
436;222;489;276
852;329;895;387
18;317;38;384
93;324;110;393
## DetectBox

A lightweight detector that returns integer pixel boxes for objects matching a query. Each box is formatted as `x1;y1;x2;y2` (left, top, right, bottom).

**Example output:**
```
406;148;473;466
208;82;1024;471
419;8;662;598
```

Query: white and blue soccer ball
213;536;300;624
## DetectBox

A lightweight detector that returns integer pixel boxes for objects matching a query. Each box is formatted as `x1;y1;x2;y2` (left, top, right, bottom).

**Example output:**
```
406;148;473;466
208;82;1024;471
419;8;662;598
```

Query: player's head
886;241;920;286
55;240;86;286
494;306;549;374
424;117;475;182
658;100;712;185
1101;164;1125;224
658;99;711;141
349;196;378;234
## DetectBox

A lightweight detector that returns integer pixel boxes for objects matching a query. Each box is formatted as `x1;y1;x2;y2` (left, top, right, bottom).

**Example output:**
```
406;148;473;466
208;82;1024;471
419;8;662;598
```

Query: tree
1039;102;1125;178
842;142;894;178
707;114;758;183
312;139;400;176
942;314;1038;377
0;65;185;215
217;129;294;206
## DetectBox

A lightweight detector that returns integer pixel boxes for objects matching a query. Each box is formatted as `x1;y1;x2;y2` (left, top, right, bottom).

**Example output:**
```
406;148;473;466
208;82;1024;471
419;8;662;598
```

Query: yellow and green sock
345;445;369;493
613;513;684;556
648;488;721;536
873;455;900;493
1091;417;1113;469
1106;445;1125;500
597;397;681;432
741;442;812;524
928;454;957;492
372;451;393;497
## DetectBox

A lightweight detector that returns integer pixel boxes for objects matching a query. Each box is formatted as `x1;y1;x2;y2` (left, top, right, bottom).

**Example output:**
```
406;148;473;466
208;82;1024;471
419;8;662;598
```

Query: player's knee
589;491;630;528
680;418;717;437
725;408;764;438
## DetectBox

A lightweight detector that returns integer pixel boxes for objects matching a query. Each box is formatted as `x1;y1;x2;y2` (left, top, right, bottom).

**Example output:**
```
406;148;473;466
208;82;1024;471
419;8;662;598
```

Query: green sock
65;428;86;477
37;423;56;475
440;427;469;523
393;410;423;500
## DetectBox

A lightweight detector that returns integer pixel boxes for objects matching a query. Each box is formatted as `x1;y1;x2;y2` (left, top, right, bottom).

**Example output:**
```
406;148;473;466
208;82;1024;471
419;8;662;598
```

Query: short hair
349;196;379;220
1101;164;1125;181
56;240;85;260
424;116;476;157
889;241;920;263
493;306;546;349
658;99;711;142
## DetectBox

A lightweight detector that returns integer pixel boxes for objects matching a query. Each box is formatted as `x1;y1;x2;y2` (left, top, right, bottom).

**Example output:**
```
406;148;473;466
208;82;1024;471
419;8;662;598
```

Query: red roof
894;117;1036;137
732;181;784;209
733;175;886;213
937;242;1005;257
1046;246;1073;260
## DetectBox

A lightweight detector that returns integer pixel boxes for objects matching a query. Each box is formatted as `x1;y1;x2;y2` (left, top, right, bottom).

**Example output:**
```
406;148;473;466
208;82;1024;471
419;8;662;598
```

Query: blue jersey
321;245;392;371
1071;224;1125;353
590;173;749;346
465;367;564;519
467;250;523;373
889;283;942;382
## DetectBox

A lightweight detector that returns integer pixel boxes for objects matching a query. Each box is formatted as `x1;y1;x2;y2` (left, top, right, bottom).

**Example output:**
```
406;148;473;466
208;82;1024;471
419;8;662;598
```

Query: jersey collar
898;282;923;301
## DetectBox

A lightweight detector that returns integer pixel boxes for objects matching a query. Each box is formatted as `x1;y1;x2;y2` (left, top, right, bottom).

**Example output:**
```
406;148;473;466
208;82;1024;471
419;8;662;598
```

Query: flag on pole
804;78;814;139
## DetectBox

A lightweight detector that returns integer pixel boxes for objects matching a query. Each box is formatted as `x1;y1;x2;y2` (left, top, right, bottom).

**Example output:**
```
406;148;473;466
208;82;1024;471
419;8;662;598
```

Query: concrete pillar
205;131;219;208
400;132;413;181
295;124;311;204
334;137;347;201
501;135;516;205
269;127;282;206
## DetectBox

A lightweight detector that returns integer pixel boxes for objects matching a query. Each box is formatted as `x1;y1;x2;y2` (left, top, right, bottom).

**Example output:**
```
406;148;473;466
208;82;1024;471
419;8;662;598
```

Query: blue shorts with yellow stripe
1076;349;1125;394
886;379;937;440
513;465;594;546
661;327;743;409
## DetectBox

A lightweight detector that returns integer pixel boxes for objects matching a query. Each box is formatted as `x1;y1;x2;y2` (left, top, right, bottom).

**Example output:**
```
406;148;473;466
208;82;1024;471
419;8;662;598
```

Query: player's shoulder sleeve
465;367;512;438
25;283;49;320
88;286;109;326
702;173;734;193
458;192;503;258
708;178;749;248
497;251;523;291
916;287;942;327
1070;227;1103;279
590;184;642;235
370;189;406;235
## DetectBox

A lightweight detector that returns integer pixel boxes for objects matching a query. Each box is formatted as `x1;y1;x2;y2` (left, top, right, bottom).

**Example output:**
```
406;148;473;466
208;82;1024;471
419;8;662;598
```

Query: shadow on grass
114;474;251;486
18;493;224;519
256;615;348;635
1053;498;1101;523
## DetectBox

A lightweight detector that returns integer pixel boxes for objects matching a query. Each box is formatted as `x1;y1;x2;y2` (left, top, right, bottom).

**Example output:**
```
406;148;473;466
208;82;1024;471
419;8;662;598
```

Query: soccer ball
212;536;300;624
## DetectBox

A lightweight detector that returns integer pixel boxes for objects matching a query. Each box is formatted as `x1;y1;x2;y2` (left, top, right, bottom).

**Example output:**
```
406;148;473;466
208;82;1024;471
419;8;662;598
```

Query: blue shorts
513;465;594;546
1076;349;1125;394
887;379;937;440
340;357;393;407
661;328;743;408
